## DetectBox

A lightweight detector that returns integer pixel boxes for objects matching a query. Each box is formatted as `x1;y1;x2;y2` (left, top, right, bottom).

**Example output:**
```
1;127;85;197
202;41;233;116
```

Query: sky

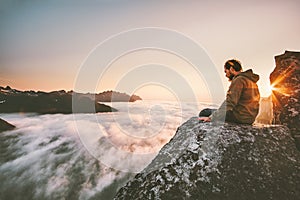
0;0;299;103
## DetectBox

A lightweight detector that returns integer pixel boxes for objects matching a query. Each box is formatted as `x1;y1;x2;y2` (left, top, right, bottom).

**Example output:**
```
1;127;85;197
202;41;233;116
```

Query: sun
262;84;274;97
259;80;276;97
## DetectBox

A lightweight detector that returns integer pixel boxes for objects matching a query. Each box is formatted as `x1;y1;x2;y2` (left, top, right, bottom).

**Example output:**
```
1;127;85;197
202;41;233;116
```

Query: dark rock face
0;118;15;132
270;51;300;149
114;118;300;199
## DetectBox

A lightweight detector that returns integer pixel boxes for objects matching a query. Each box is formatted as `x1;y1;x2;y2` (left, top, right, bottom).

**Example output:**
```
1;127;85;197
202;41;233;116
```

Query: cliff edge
114;118;300;199
114;51;300;199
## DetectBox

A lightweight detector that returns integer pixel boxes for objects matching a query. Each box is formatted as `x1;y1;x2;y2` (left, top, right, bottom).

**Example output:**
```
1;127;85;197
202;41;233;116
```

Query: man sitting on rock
199;59;260;125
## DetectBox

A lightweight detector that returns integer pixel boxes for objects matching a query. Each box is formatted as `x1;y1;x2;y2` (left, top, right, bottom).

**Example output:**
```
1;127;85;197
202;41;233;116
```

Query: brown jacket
210;69;260;124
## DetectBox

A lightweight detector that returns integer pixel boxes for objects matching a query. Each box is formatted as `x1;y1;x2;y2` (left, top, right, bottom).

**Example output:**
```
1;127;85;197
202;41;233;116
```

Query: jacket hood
237;69;259;83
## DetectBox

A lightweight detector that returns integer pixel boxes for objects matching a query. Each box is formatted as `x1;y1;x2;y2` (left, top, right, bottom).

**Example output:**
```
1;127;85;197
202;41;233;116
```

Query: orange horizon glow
1;1;299;102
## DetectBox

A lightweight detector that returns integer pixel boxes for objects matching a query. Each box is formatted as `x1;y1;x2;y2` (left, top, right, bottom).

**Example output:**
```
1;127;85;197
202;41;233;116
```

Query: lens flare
269;64;297;110
271;64;296;96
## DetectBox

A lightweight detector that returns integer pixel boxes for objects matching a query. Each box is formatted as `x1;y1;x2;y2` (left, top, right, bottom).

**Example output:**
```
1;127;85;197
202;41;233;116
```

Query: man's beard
228;73;235;81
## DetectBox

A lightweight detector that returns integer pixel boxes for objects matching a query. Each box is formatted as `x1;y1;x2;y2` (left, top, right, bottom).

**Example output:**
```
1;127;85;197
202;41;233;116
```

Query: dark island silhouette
0;86;142;114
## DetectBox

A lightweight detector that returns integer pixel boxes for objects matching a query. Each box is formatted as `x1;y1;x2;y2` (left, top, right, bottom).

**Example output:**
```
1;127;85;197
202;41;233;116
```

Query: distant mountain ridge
0;86;142;102
75;90;142;102
0;86;142;114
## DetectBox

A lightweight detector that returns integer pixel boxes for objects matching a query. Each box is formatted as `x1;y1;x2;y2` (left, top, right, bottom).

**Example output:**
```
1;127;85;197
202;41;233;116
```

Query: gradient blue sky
1;0;299;102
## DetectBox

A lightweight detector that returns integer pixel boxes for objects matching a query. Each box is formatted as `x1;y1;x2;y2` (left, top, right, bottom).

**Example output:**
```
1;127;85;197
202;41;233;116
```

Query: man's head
224;59;242;81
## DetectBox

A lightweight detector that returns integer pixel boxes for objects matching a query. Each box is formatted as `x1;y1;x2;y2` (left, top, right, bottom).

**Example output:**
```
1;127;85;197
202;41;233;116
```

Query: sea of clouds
0;100;216;199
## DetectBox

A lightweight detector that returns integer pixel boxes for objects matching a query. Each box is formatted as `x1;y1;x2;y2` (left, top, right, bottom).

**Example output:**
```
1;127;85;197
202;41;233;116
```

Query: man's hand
198;117;211;122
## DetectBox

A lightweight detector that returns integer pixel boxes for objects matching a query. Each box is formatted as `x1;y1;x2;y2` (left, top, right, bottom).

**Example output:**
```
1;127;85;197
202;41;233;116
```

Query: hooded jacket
210;69;260;124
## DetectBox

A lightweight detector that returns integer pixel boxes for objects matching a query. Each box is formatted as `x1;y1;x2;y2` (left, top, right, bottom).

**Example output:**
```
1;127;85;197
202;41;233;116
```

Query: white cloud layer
0;100;215;199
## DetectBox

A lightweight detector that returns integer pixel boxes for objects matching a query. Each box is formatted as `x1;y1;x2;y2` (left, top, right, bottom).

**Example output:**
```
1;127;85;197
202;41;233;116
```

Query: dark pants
199;108;240;124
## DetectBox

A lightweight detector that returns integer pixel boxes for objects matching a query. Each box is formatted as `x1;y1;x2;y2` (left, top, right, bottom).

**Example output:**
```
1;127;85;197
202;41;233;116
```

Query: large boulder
114;118;300;199
270;50;300;149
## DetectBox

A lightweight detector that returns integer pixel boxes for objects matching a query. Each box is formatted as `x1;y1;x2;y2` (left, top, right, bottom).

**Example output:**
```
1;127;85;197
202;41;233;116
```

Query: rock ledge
114;117;300;200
